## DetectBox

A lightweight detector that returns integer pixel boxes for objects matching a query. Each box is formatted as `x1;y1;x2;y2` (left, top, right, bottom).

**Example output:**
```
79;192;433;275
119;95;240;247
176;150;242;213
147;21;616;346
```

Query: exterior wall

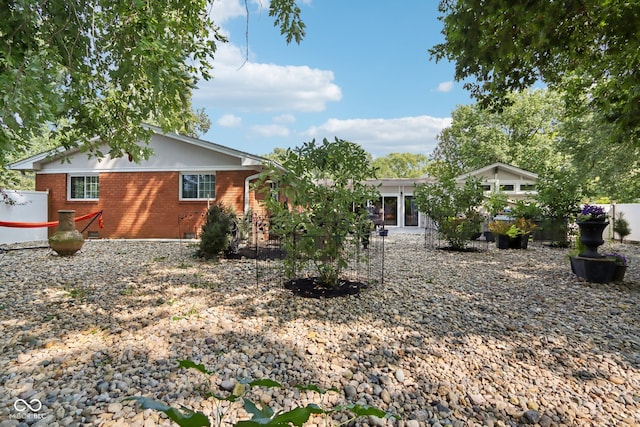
36;170;263;239
35;134;250;173
595;203;640;244
0;190;49;244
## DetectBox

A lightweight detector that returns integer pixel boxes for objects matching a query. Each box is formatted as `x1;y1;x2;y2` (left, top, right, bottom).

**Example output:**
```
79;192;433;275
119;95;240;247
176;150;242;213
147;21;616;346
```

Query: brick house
9;126;275;239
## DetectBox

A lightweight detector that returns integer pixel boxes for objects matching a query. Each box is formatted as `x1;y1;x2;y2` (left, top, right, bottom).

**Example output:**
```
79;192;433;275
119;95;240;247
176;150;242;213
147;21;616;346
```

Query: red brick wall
36;170;264;239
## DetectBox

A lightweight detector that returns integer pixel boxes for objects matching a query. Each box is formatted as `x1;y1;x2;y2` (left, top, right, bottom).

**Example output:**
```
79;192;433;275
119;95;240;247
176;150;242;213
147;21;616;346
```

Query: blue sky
192;0;473;158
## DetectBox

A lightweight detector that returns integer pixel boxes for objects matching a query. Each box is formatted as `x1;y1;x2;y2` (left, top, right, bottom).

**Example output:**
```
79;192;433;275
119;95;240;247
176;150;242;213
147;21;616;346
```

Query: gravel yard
1;235;639;427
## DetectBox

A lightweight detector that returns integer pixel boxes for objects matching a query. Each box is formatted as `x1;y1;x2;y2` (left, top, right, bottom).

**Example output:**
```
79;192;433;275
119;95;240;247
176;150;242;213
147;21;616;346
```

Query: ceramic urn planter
49;210;84;256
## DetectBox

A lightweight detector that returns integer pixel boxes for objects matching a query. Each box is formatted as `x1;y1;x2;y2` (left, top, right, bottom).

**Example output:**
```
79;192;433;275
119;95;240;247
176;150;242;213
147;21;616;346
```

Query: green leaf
244;379;283;389
271;405;325;426
207;392;240;402
293;384;338;395
235;404;324;427
178;359;214;375
125;397;211;427
243;398;274;419
344;403;398;419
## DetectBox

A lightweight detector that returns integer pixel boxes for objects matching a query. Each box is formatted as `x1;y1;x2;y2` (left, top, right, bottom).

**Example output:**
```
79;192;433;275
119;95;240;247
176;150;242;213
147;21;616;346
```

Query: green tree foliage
372;153;430;178
431;89;640;202
534;166;583;245
261;147;290;164
431;89;565;177
0;0;304;185
256;138;379;287
431;0;640;147
558;99;640;202
414;176;484;250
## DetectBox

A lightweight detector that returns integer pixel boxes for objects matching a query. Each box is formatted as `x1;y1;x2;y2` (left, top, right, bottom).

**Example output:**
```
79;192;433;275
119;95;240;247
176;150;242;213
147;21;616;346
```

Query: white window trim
179;172;216;201
67;174;100;201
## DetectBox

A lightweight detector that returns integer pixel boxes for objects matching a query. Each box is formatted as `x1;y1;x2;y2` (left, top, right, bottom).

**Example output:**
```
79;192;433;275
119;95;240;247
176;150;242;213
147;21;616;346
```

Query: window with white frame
181;173;216;200
69;175;99;200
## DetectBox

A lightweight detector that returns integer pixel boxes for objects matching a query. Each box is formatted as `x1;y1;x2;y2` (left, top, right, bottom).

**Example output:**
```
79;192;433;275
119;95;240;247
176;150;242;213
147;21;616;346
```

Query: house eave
455;162;538;182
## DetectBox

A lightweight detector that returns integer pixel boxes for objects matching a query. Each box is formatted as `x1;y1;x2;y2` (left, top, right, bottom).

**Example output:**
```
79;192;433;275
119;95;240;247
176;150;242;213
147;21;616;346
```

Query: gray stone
522;410;541;424
344;385;357;399
220;379;235;391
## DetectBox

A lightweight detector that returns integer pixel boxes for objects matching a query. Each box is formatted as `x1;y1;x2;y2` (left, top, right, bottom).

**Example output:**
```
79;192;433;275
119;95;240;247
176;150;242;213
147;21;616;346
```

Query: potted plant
604;253;628;282
569;211;619;284
489;221;516;249
489;219;537;249
513;217;538;249
576;204;608;258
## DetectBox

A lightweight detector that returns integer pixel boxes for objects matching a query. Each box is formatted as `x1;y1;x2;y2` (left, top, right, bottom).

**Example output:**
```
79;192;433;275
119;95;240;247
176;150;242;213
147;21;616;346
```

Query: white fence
0;190;49;245
602;203;640;243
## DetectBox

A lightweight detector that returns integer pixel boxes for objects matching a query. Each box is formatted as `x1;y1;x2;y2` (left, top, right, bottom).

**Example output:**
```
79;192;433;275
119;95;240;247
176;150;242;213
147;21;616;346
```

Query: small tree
414;176;484;250
197;202;237;259
256;138;379;287
535;167;582;246
613;213;631;243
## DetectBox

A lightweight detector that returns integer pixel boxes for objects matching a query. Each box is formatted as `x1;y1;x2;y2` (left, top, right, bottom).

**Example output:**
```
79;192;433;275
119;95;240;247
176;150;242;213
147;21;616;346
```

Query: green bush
197;202;237;259
613;213;631;243
414;176;484;250
255;138;379;287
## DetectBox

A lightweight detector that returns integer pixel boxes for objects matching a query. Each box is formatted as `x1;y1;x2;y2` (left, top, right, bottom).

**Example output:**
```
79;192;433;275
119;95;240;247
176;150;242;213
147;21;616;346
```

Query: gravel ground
0;235;639;427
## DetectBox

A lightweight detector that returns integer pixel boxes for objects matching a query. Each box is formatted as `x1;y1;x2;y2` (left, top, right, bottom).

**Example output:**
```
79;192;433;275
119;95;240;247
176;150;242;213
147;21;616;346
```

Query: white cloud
217;114;242;127
210;0;257;24
302;116;452;157
273;114;296;124
193;43;342;112
436;81;454;93
251;124;291;138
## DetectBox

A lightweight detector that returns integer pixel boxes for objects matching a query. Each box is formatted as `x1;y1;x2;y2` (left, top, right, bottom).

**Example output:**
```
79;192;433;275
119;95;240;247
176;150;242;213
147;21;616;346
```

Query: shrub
414;176;484;250
197;202;237;259
613;213;631;243
255;138;379;287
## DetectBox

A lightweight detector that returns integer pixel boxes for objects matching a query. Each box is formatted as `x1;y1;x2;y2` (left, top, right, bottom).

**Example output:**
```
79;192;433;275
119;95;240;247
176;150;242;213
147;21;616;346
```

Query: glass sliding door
382;196;398;226
404;195;418;226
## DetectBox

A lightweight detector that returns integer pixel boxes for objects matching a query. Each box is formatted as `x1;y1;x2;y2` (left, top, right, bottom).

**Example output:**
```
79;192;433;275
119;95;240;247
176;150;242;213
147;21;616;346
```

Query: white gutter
244;173;262;214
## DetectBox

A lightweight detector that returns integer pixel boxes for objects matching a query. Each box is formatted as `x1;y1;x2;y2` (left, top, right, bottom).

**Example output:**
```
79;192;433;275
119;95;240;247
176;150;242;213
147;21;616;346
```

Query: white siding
0;190;49;244
38;134;246;173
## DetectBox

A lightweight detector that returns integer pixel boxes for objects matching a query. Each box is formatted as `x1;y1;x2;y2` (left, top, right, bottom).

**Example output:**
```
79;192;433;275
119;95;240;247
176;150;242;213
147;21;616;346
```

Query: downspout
244;173;262;214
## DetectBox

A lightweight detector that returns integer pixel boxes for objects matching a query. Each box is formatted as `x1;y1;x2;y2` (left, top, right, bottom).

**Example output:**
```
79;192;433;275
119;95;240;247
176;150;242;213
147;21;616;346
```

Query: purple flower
604;252;628;266
578;204;607;221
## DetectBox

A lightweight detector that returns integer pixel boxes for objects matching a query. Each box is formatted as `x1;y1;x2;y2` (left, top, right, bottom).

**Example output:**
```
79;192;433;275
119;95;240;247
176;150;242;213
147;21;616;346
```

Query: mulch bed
284;277;365;298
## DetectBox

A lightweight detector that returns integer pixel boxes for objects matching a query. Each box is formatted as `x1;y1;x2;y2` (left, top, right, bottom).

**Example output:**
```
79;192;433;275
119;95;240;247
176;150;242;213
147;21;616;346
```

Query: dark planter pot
470;232;482;241
613;265;627;282
570;256;616;283
496;233;529;249
577;220;609;258
379;229;388;237
496;234;510;249
484;231;495;242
